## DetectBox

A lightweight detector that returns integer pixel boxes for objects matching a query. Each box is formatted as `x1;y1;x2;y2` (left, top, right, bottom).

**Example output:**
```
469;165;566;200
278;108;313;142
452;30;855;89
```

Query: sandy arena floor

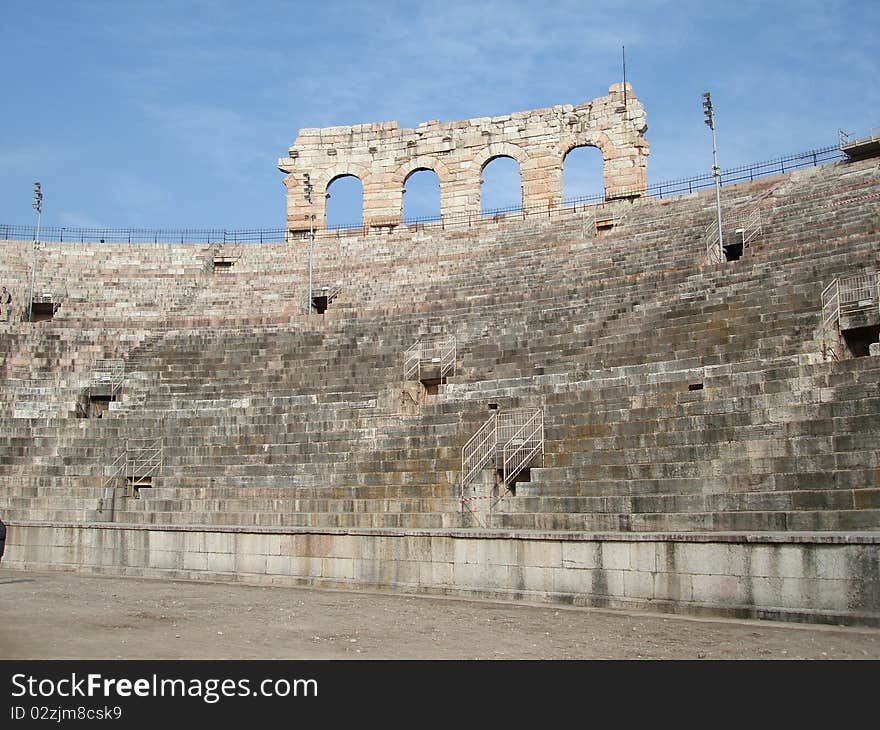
2;569;879;660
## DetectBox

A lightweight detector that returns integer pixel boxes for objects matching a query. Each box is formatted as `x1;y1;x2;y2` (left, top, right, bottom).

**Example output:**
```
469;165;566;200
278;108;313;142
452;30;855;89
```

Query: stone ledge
7;520;880;545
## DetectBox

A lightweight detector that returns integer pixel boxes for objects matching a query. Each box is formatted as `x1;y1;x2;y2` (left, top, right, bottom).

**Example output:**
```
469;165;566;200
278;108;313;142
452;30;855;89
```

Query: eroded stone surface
278;83;649;231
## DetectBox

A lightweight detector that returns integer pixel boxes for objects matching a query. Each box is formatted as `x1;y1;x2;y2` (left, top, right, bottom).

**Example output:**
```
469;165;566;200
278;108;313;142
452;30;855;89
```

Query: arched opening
325;175;363;230
480;156;522;215
563;145;605;204
403;168;441;223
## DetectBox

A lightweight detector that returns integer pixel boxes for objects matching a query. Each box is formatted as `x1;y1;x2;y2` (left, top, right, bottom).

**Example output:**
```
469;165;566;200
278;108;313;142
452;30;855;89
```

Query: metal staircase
98;437;164;517
89;359;124;397
205;240;243;271
460;408;544;509
821;271;880;355
403;335;456;381
30;287;66;318
300;283;341;314
705;206;764;264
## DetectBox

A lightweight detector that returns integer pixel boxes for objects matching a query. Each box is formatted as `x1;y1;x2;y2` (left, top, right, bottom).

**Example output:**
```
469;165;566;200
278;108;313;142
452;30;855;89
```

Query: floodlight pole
703;92;723;260
29;181;43;322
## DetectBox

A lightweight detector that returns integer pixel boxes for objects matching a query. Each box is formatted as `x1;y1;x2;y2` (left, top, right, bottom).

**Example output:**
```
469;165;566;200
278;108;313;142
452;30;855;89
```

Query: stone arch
558;131;614;162
314;162;371;194
480;157;523;213
471;143;528;214
393;156;452;221
393;156;452;188
312;163;370;230
402;169;442;222
558;131;636;201
562;143;606;202
325;174;364;229
472;142;529;173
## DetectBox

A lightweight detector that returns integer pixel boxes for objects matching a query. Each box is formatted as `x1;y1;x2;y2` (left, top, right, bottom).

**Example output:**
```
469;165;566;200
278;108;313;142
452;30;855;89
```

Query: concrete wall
278;83;649;232
6;522;879;626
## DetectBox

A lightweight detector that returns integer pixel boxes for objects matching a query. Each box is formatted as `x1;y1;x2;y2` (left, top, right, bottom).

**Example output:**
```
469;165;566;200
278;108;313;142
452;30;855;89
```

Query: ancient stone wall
8;524;880;625
278;83;649;232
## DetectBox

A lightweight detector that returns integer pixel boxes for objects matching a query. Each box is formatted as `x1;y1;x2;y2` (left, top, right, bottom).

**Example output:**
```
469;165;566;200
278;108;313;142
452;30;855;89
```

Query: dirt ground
2;568;879;660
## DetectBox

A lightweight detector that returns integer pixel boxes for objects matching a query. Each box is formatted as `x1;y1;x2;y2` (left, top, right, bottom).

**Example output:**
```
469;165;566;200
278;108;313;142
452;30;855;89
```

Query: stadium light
703;92;724;260
303;173;314;315
29;181;43;322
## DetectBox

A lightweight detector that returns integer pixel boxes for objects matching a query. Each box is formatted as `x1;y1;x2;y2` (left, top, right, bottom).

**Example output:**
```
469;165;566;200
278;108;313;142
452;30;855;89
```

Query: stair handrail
501;409;544;490
460;412;498;494
404;335;456;380
838;272;878;314
439;335;456;378
126;437;163;483
220;240;243;260
730;207;763;248
204;241;221;271
403;340;421;379
98;449;127;512
89;358;125;396
301;282;342;313
821;278;840;335
704;219;722;265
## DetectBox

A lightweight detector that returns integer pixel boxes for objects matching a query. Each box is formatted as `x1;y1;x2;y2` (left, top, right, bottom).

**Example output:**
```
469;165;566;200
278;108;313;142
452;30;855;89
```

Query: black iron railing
0;144;846;244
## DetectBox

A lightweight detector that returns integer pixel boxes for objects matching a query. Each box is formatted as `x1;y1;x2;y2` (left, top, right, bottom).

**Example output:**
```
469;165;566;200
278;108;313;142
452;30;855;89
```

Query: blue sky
0;0;877;230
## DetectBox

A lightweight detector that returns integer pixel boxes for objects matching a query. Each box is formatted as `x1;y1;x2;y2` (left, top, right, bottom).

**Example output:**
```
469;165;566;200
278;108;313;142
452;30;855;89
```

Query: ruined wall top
278;83;649;232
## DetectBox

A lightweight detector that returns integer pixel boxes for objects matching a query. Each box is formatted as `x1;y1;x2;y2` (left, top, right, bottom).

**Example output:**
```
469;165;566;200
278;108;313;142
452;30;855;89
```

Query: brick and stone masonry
278;83;649;232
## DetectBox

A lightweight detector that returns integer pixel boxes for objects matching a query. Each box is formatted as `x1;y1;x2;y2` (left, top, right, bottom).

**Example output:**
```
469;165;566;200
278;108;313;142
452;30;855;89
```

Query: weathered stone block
206;551;235;573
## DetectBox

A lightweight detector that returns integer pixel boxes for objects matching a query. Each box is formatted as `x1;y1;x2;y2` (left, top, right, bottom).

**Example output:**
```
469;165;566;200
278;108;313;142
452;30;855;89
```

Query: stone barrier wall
6;522;879;626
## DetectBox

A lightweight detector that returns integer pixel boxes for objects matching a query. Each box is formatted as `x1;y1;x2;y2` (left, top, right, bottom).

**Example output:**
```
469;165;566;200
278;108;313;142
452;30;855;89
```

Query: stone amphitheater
1;84;879;627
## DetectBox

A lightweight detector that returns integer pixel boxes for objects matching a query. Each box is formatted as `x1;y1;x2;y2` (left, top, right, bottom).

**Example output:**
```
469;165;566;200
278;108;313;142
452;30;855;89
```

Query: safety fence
1;145;845;245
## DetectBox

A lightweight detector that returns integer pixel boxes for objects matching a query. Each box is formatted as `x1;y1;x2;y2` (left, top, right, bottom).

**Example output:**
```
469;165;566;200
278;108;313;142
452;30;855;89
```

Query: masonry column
602;83;649;199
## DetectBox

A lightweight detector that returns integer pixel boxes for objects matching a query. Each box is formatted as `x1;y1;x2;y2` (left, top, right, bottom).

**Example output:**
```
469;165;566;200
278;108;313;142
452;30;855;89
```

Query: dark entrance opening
595;217;615;234
723;241;743;261
495;466;531;497
418;362;444;396
310;286;340;315
31;302;57;321
88;394;115;418
842;324;880;357
127;476;152;497
213;259;234;271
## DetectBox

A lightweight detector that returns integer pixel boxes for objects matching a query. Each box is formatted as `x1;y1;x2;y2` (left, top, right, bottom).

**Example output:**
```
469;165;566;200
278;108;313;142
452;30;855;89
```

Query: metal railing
821;272;880;336
705;205;765;264
730;207;763;249
0;144;846;245
300;282;342;313
461;413;498;493
31;288;65;312
127;437;163;484
460;408;544;504
821;279;841;335
99;437;163;509
0;226;288;245
839;127;880;148
89;359;124;396
501;409;544;494
839;273;879;314
704;219;723;265
403;335;456;380
205;240;244;271
204;242;220;271
98;450;127;515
